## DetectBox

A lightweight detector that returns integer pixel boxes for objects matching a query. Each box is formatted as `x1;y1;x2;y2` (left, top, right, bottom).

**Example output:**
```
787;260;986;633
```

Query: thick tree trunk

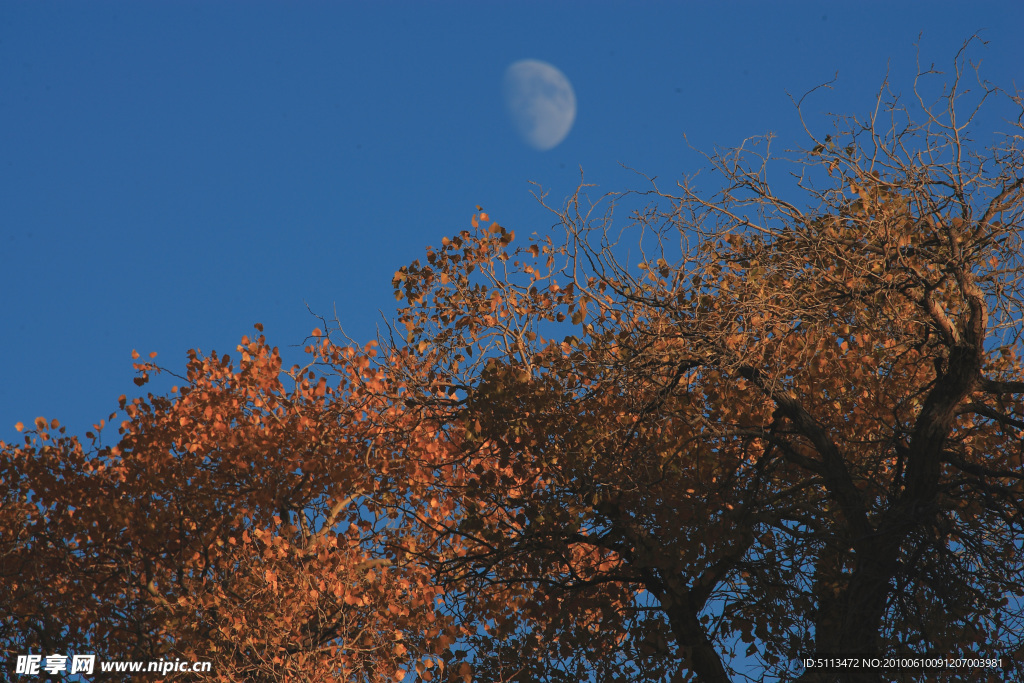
662;597;733;683
804;340;983;683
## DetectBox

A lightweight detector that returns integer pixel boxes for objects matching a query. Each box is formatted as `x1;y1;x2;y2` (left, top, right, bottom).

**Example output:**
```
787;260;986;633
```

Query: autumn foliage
4;46;1024;682
2;336;466;681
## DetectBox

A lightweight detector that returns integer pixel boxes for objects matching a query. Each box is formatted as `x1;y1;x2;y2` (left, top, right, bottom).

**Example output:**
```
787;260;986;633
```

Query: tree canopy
4;44;1024;682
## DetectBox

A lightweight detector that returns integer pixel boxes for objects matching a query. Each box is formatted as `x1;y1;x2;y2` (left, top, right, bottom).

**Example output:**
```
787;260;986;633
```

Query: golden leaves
1;326;460;682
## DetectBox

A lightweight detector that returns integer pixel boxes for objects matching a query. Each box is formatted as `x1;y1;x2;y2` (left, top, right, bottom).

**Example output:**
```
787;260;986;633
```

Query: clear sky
3;2;1023;441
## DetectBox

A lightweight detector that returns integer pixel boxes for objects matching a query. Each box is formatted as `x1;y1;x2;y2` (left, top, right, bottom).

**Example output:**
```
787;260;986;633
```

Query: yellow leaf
14;422;23;432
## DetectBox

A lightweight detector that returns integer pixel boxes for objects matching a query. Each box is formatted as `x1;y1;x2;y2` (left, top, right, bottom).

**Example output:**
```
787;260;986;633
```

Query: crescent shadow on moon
502;59;576;151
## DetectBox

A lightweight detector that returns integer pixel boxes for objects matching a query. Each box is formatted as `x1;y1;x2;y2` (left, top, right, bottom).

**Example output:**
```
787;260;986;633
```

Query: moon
502;60;576;151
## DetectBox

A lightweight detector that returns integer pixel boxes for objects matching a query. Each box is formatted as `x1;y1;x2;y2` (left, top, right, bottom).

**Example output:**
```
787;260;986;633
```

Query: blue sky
3;1;1023;441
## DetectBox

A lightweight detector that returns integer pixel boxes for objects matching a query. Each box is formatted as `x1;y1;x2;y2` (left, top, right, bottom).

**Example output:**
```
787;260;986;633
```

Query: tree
4;42;1024;683
384;44;1024;682
1;333;466;681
